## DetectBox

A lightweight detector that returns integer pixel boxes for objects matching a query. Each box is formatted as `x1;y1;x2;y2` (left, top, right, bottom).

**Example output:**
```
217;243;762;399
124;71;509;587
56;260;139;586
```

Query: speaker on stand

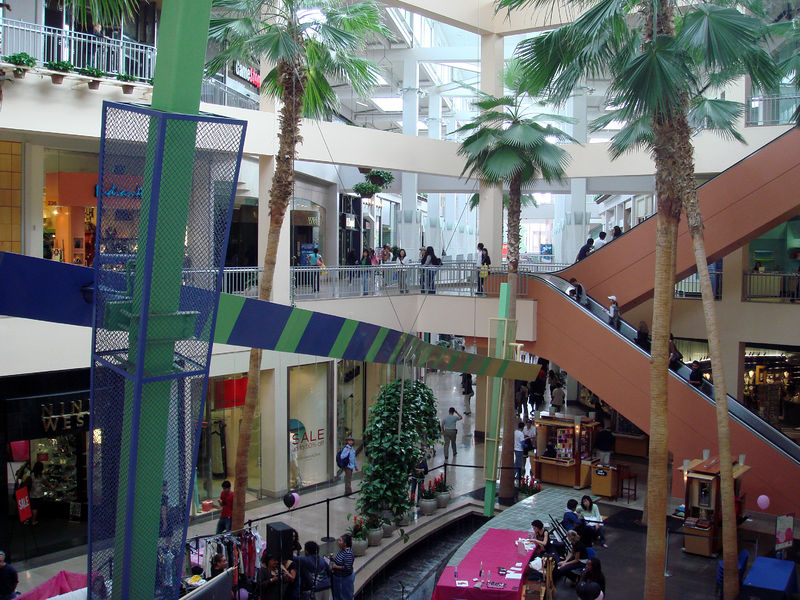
267;521;294;561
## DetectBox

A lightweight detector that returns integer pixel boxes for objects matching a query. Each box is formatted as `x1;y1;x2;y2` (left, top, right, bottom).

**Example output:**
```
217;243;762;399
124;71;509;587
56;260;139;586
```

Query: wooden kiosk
679;455;750;557
533;414;599;489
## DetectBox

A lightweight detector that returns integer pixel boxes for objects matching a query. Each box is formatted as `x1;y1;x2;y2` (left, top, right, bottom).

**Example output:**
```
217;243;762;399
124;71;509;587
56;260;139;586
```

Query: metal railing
201;78;259;111
289;262;545;301
181;267;262;297
746;94;800;127
1;18;156;80
743;271;800;302
673;268;723;300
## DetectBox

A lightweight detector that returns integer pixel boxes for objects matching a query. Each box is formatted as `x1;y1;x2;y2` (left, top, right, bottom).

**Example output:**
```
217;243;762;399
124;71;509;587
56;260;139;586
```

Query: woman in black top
477;247;491;295
577;557;606;599
281;553;299;600
555;530;587;584
422;246;439;294
255;554;282;600
330;534;355;600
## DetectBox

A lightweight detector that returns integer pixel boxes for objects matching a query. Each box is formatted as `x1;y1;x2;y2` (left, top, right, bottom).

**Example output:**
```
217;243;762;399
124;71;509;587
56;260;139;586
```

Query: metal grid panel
89;102;245;600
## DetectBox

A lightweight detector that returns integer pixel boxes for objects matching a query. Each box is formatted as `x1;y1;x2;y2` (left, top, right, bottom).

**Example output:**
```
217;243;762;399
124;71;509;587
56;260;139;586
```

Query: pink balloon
291;492;301;508
757;494;770;510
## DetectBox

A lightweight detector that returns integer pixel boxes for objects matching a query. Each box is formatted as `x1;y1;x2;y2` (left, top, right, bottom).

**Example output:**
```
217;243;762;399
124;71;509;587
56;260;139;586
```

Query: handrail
526;272;800;466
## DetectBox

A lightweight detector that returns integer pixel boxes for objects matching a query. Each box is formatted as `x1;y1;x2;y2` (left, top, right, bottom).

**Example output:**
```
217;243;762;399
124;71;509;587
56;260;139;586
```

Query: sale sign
16;487;32;522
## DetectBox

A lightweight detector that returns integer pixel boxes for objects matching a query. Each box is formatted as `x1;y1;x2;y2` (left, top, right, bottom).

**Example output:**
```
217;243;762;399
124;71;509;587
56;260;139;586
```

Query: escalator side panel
562;128;800;311
526;279;800;515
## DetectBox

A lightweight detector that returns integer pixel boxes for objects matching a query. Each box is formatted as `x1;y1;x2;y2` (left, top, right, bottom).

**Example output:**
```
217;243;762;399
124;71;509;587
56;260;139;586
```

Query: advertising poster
776;513;795;550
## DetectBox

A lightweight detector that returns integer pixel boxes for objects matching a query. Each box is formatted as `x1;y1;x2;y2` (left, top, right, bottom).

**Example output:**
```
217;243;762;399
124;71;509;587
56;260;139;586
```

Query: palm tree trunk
684;194;739;599
232;59;305;530
498;175;522;502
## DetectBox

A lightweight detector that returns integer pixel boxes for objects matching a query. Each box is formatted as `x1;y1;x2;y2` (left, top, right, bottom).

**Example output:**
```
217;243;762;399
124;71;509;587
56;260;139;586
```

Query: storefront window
337;361;365;449
288;362;332;488
196;374;261;515
742;345;800;431
290;199;325;266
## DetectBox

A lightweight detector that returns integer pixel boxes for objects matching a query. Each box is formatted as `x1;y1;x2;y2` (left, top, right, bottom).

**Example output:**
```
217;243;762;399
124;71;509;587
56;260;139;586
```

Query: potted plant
4;52;36;78
346;514;369;556
419;482;438;516
367;169;395;188
364;513;384;546
78;66;107;90
381;509;398;537
518;476;542;499
43;60;74;84
352;181;380;199
432;474;452;508
116;73;136;94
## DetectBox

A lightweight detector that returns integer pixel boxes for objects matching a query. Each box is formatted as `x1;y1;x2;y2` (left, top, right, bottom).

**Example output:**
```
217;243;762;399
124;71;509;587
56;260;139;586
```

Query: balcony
746;93;800;127
0;17;259;111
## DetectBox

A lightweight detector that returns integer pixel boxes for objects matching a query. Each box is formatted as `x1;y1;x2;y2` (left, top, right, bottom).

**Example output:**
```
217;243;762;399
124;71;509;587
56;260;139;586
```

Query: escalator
559;127;800;311
523;272;800;514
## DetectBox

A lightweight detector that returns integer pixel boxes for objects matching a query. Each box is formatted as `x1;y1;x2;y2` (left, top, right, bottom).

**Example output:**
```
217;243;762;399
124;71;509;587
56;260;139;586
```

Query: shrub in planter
518;475;542;498
432;474;452;507
116;73;136;94
356;379;441;535
78;67;107;89
4;52;36;78
419;483;438;515
352;181;380;199
366;169;395;188
346;514;369;555
43;60;73;84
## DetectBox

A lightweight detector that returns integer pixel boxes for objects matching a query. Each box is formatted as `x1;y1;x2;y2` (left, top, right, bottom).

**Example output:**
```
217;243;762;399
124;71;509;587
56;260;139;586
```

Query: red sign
214;377;248;409
16;487;32;522
37;453;49;462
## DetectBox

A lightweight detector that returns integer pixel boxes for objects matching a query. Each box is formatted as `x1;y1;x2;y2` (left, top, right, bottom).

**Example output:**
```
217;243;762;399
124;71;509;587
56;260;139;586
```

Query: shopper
578;495;608;548
550;382;565;413
330;534;355;600
209;553;228;579
0;551;18;600
607;296;620;330
339;437;357;496
514;422;526;481
576;557;606;599
460;372;474;415
297;541;332;600
360;249;372;296
216;480;233;534
689;361;704;389
635;321;651;352
308;247;322;293
528;520;550;557
29;460;48;526
611;225;622;240
594;231;607;249
530;369;547;410
410;455;428;503
668;333;684;370
569;277;589;307
281;551;299;600
477;246;491;295
422;246;439;294
441;407;463;460
255;554;282;600
395;248;409;293
575;238;594;262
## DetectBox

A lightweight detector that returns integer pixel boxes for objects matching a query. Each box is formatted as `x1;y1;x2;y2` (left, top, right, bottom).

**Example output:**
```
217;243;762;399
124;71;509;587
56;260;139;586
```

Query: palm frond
606;117;654;160
678;6;760;69
688;97;745;142
68;0;138;26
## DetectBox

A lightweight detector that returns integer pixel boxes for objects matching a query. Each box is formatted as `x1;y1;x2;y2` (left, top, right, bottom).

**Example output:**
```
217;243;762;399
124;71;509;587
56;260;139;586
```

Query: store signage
4;391;91;441
16;488;32;522
595;469;607;477
41;398;90;433
100;184;143;199
233;61;261;88
776;513;795;550
344;214;356;229
214;377;248;410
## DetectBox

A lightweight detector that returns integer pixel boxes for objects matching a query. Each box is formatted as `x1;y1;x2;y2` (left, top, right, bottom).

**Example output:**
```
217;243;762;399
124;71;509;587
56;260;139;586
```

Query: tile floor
7;371;681;595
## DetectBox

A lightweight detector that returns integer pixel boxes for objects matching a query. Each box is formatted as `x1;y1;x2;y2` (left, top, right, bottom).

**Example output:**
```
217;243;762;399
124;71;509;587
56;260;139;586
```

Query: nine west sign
5;391;90;441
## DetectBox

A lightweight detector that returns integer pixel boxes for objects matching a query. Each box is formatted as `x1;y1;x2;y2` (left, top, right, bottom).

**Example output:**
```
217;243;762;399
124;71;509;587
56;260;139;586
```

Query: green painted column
109;1;213;598
484;283;511;516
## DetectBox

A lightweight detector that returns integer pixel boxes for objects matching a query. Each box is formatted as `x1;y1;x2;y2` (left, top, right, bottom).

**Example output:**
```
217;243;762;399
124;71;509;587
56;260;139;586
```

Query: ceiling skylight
371;97;404;112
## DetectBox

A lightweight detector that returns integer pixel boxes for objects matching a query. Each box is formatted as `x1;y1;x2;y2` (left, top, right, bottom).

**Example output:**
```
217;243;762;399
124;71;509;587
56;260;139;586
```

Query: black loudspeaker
267;521;295;561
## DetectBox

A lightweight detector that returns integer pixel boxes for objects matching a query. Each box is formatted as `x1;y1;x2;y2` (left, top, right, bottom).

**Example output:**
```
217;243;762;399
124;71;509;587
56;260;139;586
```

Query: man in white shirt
513;422;526;481
522;418;536;477
594;231;607;249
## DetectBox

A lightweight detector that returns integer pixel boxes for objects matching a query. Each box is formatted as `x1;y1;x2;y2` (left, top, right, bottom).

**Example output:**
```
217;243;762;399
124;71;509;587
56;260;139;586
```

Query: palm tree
67;0;139;24
496;0;783;595
207;0;390;529
455;62;573;502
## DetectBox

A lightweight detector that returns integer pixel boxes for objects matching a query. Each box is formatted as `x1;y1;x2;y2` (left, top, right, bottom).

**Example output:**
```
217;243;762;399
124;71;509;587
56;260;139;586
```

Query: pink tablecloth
17;571;87;600
432;529;535;600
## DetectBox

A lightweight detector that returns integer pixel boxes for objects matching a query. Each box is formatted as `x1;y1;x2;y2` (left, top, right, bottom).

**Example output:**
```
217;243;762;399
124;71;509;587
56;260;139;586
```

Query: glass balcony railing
746;93;800;127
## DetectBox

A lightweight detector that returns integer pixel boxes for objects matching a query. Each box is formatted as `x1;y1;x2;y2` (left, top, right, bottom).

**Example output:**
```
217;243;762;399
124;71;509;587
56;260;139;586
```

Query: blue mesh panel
88;101;246;600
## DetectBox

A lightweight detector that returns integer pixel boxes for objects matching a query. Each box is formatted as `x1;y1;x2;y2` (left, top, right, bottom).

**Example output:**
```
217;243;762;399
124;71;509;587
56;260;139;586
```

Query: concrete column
23;144;44;258
259;365;289;497
400;172;419;250
478;33;505;263
402;59;419;136
426;192;441;251
428;93;442;140
553;179;588;263
568;91;588;143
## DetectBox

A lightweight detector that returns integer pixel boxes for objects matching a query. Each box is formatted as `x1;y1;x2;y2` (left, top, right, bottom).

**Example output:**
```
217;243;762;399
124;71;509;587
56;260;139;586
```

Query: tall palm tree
207;0;390;529
456;63;573;502
496;0;783;595
67;0;139;24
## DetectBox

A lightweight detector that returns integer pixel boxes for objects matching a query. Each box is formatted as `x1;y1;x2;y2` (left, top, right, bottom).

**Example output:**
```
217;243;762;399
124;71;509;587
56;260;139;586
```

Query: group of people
343;245;443;295
208;530;355;600
526;496;609;599
575;227;623;262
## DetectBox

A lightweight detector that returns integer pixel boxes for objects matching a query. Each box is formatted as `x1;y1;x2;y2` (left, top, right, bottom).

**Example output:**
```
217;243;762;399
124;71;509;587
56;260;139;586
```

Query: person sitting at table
577;496;608;548
576;558;605;599
528;519;550;556
555;530;588;585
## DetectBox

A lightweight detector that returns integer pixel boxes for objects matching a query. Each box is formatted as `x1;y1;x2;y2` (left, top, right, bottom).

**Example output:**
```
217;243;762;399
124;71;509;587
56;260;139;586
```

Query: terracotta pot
419;498;437;516
88;79;101;90
352;538;368;556
122;84;134;95
435;491;450;508
366;527;383;546
50;73;66;85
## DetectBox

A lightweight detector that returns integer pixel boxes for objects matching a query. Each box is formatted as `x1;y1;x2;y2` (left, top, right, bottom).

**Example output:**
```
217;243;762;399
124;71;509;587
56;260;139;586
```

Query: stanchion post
321;497;335;542
664;527;672;577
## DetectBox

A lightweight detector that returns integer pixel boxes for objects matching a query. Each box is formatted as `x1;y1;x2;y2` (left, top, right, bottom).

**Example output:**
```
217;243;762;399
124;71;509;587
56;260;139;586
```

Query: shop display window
288;362;332;488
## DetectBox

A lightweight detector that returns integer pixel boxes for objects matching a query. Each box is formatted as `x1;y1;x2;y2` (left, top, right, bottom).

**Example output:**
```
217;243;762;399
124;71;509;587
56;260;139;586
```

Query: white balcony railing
1;18;156;80
743;271;800;302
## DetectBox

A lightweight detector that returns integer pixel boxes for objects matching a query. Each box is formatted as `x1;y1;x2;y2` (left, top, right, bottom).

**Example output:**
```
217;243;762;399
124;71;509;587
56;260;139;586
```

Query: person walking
360;249;371;296
477;247;491;295
216;480;233;534
460;372;474;415
339;437;357;496
0;551;19;600
441;407;462;460
330;535;355;600
513;421;526;482
308;247;323;293
575;238;594;262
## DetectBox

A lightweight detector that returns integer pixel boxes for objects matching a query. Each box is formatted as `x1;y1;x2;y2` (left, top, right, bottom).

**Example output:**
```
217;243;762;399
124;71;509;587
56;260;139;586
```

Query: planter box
435;491;450;508
419;498;437;516
352;538;368;556
367;527;383;546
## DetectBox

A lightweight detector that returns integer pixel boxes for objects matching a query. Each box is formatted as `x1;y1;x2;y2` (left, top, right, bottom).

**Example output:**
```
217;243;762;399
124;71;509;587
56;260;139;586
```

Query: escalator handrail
528;272;800;466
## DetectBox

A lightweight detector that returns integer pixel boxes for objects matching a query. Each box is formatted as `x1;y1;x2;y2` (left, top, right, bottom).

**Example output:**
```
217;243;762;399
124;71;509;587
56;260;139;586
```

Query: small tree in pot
4;52;36;78
43;60;74;84
353;181;381;199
